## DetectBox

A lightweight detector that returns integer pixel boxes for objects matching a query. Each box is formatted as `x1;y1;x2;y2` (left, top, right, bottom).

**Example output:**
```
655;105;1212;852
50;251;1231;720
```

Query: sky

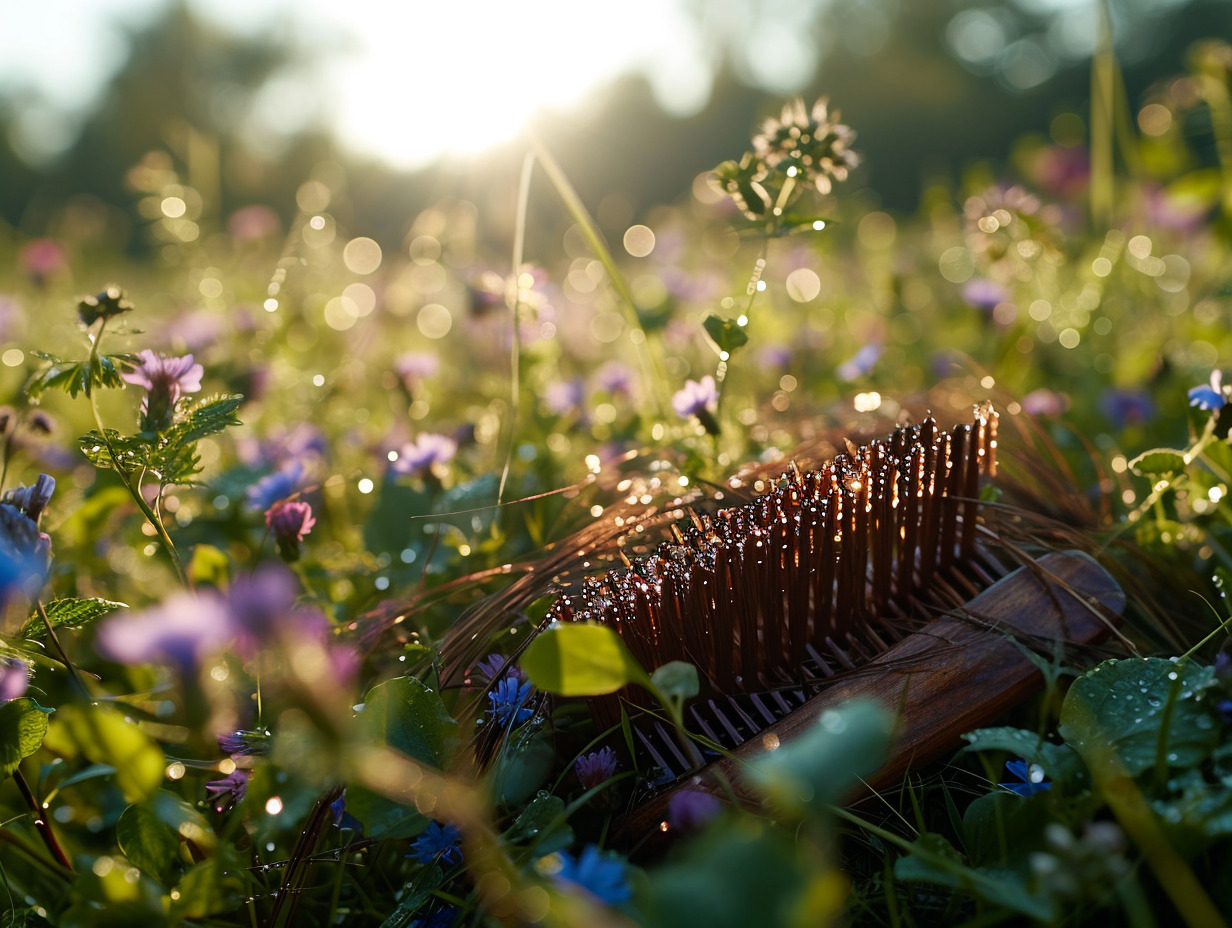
0;0;729;169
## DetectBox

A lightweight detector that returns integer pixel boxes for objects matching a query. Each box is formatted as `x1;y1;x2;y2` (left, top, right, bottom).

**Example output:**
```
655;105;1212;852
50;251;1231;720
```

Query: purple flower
487;677;534;727
1000;759;1051;797
265;499;316;561
472;654;526;686
1188;371;1228;411
95;590;234;670
217;729;270;757
390;433;457;476
1021;389;1068;418
409;821;462;866
545;845;631;906
575;746;619;789
205;769;250;811
672;376;718;419
594;361;635;396
394;353;440;392
666;788;721;832
837;343;882;382
247;460;306;511
122;350;204;431
226;205;281;242
544;379;584;416
0;658;30;703
961;278;1009;313
1100;389;1154;429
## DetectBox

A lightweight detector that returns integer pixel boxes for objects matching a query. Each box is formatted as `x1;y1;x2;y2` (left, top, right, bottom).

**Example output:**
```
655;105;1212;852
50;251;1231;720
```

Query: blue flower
544;845;631;906
247;460;305;510
487;678;534;727
1188;371;1227;411
1000;759;1051;797
409;821;462;866
412;906;457;928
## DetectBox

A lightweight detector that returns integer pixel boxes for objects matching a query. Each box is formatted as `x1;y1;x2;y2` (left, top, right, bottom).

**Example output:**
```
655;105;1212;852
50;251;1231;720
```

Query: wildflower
247;460;306;511
1000;759;1051;797
751;97;859;195
226;204;281;242
544;379;584;416
672;376;718;420
122;349;203;432
837;344;882;382
575;746;619;789
409;821;463;866
0;475;55;606
1021;389;1069;418
205;769;250;812
472;654;526;686
390;433;457;477
960;278;1009;313
487;677;534;727
542;845;632;906
394;353;440;392
95;589;234;670
666;788;721;832
1100;389;1154;429
1188;370;1228;411
0;657;30;703
76;286;132;327
594;361;634;397
19;239;67;287
217;729;270;757
265;499;316;561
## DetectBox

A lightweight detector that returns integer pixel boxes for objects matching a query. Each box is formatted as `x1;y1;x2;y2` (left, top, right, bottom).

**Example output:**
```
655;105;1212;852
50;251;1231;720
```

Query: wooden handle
614;550;1124;854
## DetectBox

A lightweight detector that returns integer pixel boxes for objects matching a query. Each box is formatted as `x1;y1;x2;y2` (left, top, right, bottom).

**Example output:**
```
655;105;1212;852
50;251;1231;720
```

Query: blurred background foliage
1;0;1230;254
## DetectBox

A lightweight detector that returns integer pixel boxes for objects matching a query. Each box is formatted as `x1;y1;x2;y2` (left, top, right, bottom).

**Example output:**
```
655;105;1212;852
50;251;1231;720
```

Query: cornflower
541;845;631;906
487;677;534;727
409;821;462;866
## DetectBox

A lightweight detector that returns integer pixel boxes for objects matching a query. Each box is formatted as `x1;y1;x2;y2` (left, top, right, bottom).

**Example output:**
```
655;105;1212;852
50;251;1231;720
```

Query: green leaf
894;833;1054;922
186;544;230;589
50;704;164;802
520;622;647;696
1058;657;1220;777
0;698;52;779
357;676;459;769
651;661;700;704
343;785;427;840
743;701;893;818
505;792;573;855
960;727;1087;788
493;728;556;808
961;791;1048;867
78;428;151;474
1128;448;1187;477
703;313;750;354
171;851;245;920
117;792;198;879
20;597;126;639
379;865;445;928
146;394;244;485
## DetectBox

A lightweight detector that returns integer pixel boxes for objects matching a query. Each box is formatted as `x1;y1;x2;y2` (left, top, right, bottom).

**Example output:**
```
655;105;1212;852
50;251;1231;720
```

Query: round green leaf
1129;448;1187;477
651;661;700;703
520;623;645;696
357;676;459;769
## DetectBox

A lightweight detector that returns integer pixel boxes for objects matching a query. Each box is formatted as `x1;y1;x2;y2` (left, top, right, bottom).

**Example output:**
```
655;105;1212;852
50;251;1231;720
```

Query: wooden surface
614;550;1125;854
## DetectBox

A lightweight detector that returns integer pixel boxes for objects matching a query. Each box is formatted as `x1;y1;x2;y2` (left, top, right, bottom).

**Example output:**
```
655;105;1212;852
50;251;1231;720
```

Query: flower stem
13;767;73;872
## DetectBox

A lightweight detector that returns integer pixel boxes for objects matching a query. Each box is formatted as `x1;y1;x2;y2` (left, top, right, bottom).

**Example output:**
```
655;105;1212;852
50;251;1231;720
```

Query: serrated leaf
20;597;126;639
0;698;52;779
1129;448;1187;477
703;313;750;354
147;394;243;484
78;428;151;474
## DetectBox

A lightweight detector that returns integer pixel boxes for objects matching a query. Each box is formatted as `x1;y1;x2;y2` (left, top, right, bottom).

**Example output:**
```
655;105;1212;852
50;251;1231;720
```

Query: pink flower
122;350;204;431
266;499;316;561
0;658;30;703
390;433;457;476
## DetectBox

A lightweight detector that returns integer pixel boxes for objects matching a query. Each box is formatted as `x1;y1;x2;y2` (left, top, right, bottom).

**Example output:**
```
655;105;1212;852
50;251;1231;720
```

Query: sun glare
311;0;708;169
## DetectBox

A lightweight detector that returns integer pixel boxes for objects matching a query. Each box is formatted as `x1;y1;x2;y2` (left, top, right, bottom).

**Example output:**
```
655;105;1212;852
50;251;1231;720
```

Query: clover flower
542;845;632;906
1188;371;1229;411
487;677;534;727
390;433;457;477
409;821;463;866
265;499;316;561
205;769;250;812
0;657;30;703
575;746;619;789
751;97;859;195
1000;759;1051;797
122;349;203;431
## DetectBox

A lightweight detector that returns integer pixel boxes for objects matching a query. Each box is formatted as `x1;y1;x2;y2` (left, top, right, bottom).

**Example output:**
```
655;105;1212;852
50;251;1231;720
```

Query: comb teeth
549;406;999;712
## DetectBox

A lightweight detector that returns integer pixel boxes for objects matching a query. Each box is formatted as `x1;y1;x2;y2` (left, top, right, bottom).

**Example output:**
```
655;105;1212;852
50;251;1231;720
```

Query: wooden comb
539;405;1124;851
